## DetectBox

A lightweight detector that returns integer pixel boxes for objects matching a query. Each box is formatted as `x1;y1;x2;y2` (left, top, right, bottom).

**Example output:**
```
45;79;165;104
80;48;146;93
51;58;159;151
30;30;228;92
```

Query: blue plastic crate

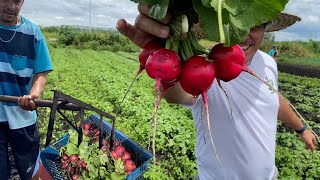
40;114;153;180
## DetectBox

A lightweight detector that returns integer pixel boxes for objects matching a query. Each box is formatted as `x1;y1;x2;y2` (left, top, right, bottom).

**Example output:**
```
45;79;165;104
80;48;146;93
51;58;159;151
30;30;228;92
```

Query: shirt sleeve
33;36;53;74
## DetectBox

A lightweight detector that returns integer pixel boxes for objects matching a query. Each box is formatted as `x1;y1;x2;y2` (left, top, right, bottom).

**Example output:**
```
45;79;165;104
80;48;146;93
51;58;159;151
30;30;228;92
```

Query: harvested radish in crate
60;127;136;179
40;114;153;180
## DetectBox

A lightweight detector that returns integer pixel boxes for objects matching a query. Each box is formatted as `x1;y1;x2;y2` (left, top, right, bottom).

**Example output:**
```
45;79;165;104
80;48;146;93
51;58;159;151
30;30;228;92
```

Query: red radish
80;161;87;168
61;163;69;170
124;159;136;171
72;174;79;180
120;41;162;104
139;41;163;71
63;155;68;160
179;55;220;162
210;43;277;92
101;145;108;152
114;141;120;147
95;130;100;136
121;151;131;161
111;150;120;160
209;43;244;82
145;48;182;84
145;48;183;163
84;123;90;130
84;129;89;136
179;56;215;96
126;170;132;175
102;139;110;148
115;145;126;157
70;154;78;163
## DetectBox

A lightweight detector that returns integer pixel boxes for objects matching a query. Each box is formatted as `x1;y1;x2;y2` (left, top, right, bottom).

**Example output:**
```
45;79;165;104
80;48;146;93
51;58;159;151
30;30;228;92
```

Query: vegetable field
37;47;320;179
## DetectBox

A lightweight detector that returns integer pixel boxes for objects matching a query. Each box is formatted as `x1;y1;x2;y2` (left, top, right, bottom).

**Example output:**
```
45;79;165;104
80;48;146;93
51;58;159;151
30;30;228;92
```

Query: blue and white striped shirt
0;16;53;129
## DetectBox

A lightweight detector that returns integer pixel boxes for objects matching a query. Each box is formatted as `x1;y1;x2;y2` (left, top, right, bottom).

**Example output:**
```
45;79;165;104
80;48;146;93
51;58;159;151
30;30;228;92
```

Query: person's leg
0;122;11;180
11;123;40;180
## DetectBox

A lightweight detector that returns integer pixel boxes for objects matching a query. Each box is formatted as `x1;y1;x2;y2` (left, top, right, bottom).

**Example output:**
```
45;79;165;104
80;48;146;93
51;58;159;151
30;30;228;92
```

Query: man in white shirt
116;4;317;180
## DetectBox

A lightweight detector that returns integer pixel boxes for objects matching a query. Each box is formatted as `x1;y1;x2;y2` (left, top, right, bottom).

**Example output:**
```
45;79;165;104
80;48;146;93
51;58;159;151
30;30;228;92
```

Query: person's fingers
304;136;316;153
29;100;37;110
17;95;36;111
138;3;172;24
312;136;317;146
17;96;22;107
117;19;158;48
134;14;170;39
309;143;316;153
312;136;318;152
23;96;31;110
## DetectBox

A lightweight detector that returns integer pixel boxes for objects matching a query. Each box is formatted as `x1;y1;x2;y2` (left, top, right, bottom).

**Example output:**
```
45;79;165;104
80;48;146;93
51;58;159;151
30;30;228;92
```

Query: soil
277;62;320;78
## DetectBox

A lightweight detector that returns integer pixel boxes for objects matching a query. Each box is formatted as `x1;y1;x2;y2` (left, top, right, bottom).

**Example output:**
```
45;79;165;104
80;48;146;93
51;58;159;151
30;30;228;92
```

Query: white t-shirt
190;50;279;180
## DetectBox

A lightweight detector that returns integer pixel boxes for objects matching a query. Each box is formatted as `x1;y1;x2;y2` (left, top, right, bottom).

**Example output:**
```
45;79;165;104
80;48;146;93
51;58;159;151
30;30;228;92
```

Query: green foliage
58;26;78;45
276;127;320;179
45;26;139;53
277;41;313;58
279;73;320;123
277;73;320;179
307;39;320;54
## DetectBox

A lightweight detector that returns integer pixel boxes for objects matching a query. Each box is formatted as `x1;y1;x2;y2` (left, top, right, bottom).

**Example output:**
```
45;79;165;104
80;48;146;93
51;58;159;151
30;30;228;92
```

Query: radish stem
218;0;225;43
217;79;235;123
243;67;278;93
152;78;162;164
180;14;189;39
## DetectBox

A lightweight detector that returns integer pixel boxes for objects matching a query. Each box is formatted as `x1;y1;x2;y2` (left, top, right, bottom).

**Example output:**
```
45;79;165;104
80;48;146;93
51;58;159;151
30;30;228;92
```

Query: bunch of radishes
84;122;137;174
83;123;101;144
60;122;138;179
60;153;87;180
118;10;277;163
124;30;275;163
106;143;137;175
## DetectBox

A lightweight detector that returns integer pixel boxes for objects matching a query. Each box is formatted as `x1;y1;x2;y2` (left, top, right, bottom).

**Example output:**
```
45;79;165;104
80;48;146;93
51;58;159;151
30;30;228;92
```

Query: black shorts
0;122;40;180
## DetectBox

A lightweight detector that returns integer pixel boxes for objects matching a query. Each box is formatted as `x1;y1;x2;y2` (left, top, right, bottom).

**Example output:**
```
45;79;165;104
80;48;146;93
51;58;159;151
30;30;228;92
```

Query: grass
277;56;320;68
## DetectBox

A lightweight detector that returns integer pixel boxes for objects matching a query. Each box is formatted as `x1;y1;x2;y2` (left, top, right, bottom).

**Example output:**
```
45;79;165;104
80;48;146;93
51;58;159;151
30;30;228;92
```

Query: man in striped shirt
0;0;53;179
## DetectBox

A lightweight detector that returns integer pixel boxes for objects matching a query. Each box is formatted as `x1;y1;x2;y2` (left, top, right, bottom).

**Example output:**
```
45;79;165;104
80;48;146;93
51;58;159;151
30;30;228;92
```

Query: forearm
164;82;197;105
29;72;49;98
277;93;304;130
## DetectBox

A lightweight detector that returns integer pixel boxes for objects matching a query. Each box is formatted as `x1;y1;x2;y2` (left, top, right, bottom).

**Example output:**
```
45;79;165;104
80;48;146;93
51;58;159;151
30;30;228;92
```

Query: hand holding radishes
116;3;171;48
115;1;311;179
117;0;286;167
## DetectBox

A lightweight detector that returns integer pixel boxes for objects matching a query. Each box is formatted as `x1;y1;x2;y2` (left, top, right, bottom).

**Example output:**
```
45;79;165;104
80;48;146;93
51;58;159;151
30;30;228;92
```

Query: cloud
21;0;138;27
274;0;320;41
20;0;319;41
54;16;64;20
274;31;317;41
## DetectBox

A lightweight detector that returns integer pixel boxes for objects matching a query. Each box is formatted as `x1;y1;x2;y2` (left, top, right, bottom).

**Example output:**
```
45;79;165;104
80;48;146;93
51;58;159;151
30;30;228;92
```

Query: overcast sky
20;0;319;41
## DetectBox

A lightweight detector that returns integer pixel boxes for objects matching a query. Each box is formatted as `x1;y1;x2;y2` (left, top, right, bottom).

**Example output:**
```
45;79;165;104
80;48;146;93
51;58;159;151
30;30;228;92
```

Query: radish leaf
129;0;288;46
193;0;288;46
224;0;253;15
149;0;169;20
